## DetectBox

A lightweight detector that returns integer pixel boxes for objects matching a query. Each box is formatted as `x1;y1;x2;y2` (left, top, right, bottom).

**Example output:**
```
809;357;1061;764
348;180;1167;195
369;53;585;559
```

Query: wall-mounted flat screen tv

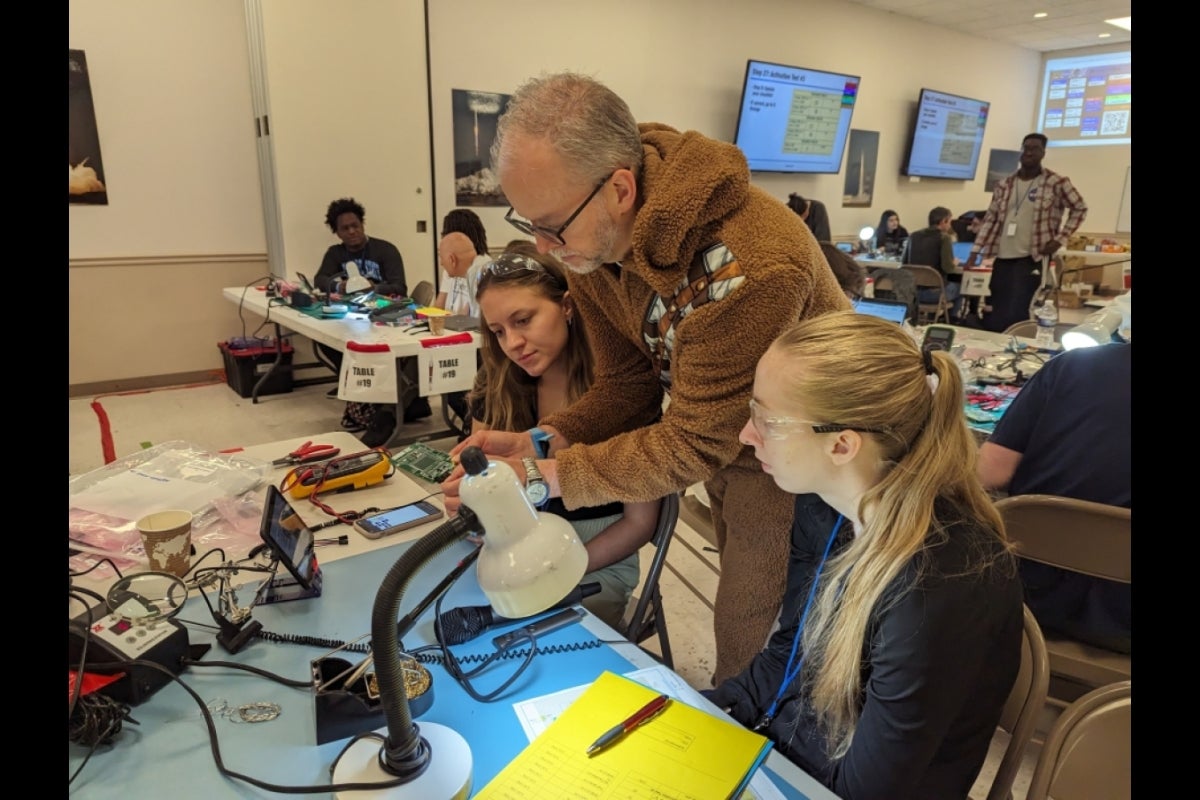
733;59;860;174
903;88;990;180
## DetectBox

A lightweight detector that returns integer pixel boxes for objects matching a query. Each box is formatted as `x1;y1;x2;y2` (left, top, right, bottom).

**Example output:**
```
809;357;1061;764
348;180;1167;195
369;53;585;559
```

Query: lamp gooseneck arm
370;506;482;779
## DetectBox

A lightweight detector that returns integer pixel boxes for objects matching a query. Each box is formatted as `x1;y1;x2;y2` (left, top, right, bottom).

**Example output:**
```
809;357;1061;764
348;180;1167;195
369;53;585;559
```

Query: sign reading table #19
417;342;477;396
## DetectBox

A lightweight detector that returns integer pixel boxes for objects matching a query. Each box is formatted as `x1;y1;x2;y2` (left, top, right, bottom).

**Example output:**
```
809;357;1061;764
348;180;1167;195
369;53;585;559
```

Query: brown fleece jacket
544;123;851;508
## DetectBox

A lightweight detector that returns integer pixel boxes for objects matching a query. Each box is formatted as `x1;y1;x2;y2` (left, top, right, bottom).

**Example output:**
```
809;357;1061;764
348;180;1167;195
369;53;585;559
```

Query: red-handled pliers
272;440;340;467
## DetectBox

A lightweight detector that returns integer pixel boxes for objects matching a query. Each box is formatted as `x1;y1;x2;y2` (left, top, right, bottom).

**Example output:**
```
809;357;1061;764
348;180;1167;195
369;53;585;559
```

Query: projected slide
1038;51;1130;147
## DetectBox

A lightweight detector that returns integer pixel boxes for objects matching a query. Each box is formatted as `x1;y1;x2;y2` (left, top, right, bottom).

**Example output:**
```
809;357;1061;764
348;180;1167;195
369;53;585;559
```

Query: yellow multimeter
285;449;392;499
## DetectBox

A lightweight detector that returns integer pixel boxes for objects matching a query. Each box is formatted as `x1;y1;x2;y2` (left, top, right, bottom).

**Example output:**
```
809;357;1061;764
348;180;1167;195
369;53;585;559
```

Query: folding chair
996;494;1131;707
410;280;435;307
986;605;1050;800
901;263;951;324
1025;680;1131;800
621;492;679;668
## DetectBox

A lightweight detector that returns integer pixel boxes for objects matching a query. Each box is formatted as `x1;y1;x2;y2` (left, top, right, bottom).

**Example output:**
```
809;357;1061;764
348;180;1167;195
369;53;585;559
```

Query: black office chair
620;492;679;668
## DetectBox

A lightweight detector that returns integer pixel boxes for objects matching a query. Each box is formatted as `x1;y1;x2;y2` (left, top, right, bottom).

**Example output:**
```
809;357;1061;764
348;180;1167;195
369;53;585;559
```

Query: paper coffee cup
429;316;446;335
136;509;194;577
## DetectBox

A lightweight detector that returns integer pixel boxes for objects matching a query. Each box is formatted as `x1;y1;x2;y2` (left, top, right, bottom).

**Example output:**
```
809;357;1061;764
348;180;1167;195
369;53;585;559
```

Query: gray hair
492;72;644;185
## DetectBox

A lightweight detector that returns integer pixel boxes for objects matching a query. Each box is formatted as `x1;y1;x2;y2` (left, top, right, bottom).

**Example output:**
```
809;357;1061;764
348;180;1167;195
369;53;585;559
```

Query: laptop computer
853;296;910;325
443;314;480;332
952;241;974;264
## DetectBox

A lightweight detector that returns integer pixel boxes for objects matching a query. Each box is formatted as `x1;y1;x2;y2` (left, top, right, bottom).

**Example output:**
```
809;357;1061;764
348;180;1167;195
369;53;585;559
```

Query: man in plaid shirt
966;133;1088;332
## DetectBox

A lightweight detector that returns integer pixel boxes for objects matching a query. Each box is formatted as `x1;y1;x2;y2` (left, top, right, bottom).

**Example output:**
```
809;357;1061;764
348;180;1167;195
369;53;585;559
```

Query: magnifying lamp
331;446;588;798
1061;306;1123;351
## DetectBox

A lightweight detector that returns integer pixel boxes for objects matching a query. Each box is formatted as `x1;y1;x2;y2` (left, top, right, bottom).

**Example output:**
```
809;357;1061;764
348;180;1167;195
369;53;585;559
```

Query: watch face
526;481;550;505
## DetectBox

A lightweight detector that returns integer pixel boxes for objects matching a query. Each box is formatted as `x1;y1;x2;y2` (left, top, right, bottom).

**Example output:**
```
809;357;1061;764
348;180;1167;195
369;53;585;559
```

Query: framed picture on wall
69;49;109;205
452;89;511;207
985;149;1021;192
842;129;878;208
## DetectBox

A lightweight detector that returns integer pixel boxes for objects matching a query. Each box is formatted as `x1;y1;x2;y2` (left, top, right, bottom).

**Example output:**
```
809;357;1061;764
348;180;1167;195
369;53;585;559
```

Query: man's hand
1040;240;1064;257
963;251;981;268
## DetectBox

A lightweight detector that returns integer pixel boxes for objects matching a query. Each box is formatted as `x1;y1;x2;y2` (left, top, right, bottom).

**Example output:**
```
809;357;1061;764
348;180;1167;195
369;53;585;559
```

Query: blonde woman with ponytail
708;311;1022;799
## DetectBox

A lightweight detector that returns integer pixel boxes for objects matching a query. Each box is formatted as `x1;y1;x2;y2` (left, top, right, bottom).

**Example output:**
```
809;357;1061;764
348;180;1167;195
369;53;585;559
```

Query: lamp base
332;722;472;799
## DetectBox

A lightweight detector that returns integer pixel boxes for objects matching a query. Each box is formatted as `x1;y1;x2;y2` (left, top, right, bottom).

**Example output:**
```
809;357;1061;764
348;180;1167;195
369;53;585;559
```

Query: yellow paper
415;306;450;317
477;670;772;800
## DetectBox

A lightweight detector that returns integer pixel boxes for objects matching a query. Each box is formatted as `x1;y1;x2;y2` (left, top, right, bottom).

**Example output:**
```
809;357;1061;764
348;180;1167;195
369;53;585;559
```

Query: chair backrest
900;263;950;324
1025;680;1131;800
869;268;917;323
621;492;679;668
1003;320;1077;343
986;605;1050;800
411;280;435;307
995;494;1131;701
996;494;1131;583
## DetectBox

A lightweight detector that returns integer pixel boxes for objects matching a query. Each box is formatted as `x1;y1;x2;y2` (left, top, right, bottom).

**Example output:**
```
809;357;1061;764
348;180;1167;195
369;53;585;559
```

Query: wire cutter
272;440;340;467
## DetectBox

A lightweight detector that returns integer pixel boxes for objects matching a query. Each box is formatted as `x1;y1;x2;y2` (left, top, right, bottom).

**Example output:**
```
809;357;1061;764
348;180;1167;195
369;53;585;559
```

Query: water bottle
1035;299;1058;349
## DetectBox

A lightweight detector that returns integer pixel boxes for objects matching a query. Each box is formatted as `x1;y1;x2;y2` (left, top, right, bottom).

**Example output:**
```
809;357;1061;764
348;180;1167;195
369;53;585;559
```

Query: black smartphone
922;326;956;353
259;485;316;589
354;500;445;540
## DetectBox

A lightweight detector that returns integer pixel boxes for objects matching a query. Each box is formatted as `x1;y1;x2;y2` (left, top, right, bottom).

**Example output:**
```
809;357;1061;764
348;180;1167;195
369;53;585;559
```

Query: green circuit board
390;442;455;483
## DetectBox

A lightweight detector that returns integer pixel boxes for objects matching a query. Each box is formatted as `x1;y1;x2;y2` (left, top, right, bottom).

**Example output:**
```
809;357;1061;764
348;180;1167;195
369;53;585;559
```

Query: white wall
68;0;1131;389
68;0;264;259
428;0;1128;242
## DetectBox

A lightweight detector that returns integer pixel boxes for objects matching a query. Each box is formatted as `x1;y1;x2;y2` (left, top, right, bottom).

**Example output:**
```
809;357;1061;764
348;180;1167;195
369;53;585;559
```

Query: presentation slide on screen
734;61;858;173
1037;51;1130;147
905;90;989;180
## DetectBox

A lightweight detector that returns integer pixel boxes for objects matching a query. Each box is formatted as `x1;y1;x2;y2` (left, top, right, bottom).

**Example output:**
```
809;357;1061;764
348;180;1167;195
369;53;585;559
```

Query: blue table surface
69;539;811;799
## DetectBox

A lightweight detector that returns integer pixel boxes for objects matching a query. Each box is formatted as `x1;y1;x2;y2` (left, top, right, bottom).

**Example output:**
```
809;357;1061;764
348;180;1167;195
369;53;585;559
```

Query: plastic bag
69;441;270;579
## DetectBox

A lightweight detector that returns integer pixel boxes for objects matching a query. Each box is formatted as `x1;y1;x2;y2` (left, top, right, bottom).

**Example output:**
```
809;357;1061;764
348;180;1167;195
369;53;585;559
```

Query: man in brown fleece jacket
444;72;849;683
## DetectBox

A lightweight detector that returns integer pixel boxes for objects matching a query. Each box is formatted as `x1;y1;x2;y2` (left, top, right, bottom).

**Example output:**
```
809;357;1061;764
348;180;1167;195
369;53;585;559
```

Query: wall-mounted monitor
1036;51;1130;147
733;59;860;174
903;88;990;181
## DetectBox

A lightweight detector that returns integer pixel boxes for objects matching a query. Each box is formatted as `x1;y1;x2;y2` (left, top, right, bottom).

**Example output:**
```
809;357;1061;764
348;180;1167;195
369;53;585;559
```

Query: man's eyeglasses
504;172;613;246
747;398;886;441
484;253;547;278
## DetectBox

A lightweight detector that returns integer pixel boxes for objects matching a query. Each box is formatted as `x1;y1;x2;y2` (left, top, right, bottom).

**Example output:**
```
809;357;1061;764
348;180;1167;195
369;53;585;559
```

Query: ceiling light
1098;33;1112;38
1034;12;1048;18
1105;16;1132;31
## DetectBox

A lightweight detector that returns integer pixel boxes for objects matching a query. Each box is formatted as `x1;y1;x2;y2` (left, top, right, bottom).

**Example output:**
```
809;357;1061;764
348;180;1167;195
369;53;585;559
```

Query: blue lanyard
755;513;844;731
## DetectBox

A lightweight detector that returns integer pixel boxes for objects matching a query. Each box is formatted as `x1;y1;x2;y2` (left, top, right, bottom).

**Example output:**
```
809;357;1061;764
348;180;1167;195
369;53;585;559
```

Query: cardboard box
218;340;294;398
1057;291;1085;309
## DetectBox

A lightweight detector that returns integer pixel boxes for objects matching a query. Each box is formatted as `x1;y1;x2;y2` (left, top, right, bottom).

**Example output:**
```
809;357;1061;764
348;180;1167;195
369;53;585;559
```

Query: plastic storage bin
218;339;294;398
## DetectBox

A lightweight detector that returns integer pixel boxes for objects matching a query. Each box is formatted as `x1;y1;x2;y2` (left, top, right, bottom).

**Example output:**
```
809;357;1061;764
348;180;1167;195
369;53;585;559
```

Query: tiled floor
69;378;1048;798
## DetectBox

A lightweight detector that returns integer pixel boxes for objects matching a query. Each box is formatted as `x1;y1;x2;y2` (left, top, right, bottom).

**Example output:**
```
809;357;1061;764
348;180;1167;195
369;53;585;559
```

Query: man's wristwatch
521;457;550;509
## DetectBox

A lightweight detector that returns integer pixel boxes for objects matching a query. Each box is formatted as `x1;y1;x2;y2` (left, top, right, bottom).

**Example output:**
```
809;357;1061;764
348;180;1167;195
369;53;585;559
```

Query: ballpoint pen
585;693;671;756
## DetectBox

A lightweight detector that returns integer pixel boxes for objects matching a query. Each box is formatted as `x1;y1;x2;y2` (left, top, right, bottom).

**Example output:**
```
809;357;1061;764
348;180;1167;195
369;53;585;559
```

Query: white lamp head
859;225;875;244
1061;307;1124;351
459;450;588;618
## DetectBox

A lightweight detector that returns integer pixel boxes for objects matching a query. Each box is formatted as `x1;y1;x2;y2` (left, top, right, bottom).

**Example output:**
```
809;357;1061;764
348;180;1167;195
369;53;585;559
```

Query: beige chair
901;264;951;324
1025;680;1131;800
410;280;435;307
995;494;1131;707
621;492;680;668
1003;320;1077;343
986;605;1050;800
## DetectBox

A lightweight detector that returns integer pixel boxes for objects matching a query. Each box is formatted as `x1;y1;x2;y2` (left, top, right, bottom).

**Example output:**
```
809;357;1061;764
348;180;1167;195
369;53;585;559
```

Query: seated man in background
313;197;429;444
977;341;1131;653
902;206;963;319
435;214;491;437
435;209;490;318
